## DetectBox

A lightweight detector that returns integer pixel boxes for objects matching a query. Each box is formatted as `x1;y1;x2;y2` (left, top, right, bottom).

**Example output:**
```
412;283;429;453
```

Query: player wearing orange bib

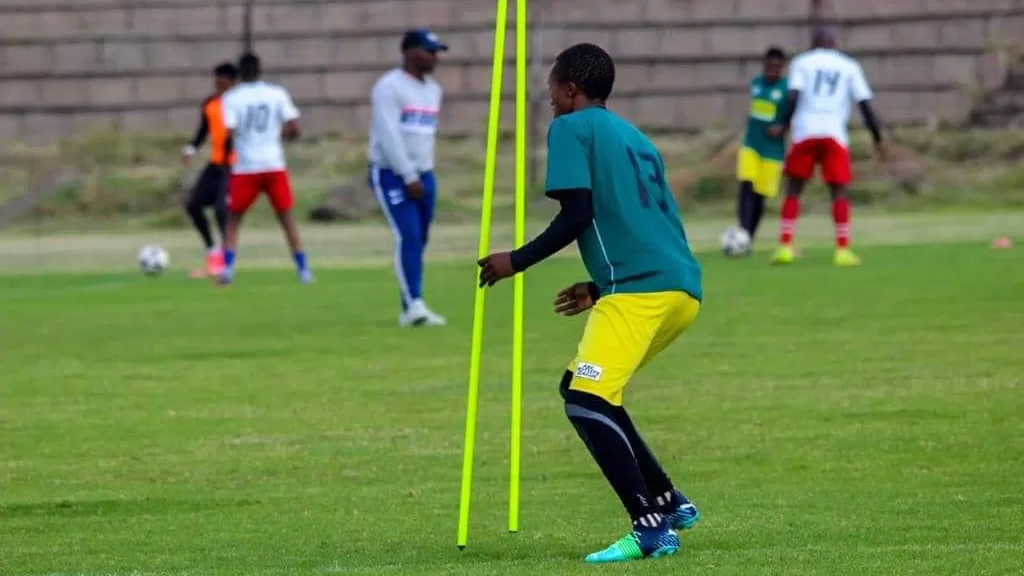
182;62;237;278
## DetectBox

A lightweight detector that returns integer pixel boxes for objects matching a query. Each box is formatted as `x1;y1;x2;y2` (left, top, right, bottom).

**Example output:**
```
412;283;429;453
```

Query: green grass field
3;223;1024;575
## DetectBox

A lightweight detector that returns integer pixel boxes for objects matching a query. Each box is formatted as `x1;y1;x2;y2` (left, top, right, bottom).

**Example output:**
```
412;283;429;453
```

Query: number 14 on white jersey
788;49;873;146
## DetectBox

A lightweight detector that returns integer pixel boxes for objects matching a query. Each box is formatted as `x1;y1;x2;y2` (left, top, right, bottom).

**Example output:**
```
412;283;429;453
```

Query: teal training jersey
544;107;702;301
742;75;788;160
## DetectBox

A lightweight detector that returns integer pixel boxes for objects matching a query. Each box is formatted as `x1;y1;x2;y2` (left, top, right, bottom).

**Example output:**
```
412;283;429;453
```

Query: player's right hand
553;282;595;317
406;180;426;199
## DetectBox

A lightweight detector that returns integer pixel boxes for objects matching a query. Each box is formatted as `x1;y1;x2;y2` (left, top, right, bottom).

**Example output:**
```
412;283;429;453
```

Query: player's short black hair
214;61;238;79
238;52;261;81
551;43;616;101
764;46;787;60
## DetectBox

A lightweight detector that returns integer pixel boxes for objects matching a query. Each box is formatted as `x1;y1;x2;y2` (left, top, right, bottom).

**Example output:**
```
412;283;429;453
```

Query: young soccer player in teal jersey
736;47;788;242
477;43;703;564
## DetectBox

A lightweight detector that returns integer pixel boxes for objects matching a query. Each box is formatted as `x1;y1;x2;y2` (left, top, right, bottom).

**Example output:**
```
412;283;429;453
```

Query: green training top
743;75;788;161
544;106;703;302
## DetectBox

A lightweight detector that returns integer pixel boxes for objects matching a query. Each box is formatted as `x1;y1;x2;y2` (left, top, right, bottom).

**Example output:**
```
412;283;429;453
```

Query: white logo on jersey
575;363;603;382
399;106;440;136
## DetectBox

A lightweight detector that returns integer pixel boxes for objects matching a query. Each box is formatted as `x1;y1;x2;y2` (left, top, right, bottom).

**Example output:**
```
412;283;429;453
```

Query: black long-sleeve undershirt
509;187;593;273
779;89;799;129
188;98;212;149
858;100;882;144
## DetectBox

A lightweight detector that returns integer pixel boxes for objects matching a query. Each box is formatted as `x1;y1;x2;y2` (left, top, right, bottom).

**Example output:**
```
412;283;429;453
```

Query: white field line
0;212;1019;275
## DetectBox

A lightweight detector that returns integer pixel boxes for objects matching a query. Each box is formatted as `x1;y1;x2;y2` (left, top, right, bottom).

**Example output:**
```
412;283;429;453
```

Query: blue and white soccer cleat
663;490;701;531
216;268;235;285
584;525;680;564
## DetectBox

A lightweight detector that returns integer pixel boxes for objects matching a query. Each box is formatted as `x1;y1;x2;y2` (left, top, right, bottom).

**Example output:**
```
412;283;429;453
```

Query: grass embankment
0;127;1022;233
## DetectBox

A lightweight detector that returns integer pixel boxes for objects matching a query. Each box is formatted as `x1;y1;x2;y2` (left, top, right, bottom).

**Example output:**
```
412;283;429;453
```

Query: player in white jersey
217;52;312;284
368;29;447;327
769;28;886;267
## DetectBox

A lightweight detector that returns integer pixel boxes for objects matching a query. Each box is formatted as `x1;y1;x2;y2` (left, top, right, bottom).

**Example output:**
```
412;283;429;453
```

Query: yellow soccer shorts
737;146;782;198
567;291;701;406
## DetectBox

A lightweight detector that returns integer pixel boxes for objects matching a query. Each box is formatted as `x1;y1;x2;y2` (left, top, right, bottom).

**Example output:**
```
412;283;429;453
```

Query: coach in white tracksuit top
368;29;448;327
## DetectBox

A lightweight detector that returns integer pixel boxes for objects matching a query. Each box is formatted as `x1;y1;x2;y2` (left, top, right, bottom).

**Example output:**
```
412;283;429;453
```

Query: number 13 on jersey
626;146;669;212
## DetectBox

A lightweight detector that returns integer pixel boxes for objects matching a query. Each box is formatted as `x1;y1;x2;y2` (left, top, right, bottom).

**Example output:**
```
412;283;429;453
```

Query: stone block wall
0;0;1022;144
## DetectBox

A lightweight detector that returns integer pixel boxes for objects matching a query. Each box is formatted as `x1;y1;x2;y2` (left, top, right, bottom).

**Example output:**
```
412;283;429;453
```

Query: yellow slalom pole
458;0;510;550
508;0;527;535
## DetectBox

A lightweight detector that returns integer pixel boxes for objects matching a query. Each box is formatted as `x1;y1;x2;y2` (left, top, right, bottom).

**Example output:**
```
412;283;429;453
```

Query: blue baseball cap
401;28;449;53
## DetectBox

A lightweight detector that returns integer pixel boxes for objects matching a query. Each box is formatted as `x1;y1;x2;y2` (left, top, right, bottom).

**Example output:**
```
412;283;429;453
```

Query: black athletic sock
611;406;676;509
186;201;215;250
564;388;657;523
737;181;756;235
748;189;766;239
213;199;228;245
737;181;750;230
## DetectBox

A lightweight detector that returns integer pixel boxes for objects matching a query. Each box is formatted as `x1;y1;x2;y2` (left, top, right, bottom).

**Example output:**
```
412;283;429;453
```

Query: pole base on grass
458;545;466;551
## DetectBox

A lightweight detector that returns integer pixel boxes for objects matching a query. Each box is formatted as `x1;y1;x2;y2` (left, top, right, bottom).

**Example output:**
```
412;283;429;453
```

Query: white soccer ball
138;244;170;276
720;226;752;257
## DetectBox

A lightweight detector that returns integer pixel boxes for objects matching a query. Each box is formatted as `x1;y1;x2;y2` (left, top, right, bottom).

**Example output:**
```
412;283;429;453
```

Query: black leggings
184;163;229;249
737;181;765;239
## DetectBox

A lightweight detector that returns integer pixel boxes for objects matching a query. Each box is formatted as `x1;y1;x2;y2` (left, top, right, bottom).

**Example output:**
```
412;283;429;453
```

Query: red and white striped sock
833;197;851;248
779;194;801;245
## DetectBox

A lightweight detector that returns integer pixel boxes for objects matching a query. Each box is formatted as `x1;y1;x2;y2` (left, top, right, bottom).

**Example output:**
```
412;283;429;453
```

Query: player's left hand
766;124;785;138
406;180;426;200
553;282;595;316
477;252;515;287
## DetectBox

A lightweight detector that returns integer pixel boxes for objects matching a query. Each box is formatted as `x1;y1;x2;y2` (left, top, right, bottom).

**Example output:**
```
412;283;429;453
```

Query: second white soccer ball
138;244;170;276
720;226;752;257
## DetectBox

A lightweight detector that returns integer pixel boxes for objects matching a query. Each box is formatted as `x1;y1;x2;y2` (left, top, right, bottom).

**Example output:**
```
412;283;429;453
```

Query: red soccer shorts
227;170;294;214
783;137;852;186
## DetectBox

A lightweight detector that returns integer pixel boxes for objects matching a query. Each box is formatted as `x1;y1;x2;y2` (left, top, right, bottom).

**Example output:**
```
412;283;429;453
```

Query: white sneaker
398;300;447;327
422;305;447;326
399;300;430;327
